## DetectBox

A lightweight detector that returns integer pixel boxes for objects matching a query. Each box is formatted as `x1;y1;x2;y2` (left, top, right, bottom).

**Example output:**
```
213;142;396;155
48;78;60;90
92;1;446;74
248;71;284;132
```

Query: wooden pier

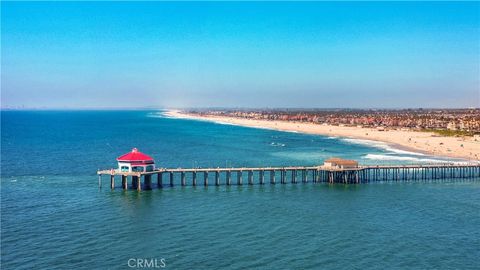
97;164;480;191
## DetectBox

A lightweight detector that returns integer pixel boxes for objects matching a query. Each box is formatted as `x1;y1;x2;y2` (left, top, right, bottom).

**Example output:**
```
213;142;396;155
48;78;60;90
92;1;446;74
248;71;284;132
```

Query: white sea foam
146;112;163;118
270;142;286;147
213;121;241;126
384;147;425;156
363;154;468;164
249;125;277;131
147;112;175;119
341;138;425;156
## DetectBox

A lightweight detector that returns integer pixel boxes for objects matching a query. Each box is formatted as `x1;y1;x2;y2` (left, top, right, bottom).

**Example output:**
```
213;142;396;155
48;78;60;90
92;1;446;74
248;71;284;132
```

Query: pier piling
122;175;128;190
227;171;231;185
132;175;141;191
248;170;254;185
157;173;163;188
237;171;243;185
181;172;186;186
270;170;275;184
110;175;115;189
145;175;152;190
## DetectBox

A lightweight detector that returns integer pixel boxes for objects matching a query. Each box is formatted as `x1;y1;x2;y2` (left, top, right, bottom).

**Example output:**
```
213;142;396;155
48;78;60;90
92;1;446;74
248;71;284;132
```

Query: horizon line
1;106;479;111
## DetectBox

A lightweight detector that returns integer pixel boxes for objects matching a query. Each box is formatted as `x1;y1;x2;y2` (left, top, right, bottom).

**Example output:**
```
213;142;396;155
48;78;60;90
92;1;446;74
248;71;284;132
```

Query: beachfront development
167;109;480;161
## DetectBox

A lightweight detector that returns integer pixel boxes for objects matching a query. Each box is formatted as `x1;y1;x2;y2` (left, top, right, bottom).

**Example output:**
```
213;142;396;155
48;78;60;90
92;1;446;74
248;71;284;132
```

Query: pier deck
97;163;480;190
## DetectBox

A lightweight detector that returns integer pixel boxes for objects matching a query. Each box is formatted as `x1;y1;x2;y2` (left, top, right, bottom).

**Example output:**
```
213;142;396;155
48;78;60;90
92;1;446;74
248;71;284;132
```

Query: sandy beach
165;110;480;161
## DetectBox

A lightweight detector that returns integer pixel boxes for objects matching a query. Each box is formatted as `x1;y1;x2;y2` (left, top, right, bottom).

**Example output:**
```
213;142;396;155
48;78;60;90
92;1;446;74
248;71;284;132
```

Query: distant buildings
190;108;480;134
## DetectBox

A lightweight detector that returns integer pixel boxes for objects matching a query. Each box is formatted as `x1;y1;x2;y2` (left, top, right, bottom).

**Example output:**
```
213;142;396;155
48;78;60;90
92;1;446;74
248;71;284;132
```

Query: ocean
1;110;479;269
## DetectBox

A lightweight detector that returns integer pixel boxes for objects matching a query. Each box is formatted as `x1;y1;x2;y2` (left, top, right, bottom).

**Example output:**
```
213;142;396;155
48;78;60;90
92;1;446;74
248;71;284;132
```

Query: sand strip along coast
165;110;480;161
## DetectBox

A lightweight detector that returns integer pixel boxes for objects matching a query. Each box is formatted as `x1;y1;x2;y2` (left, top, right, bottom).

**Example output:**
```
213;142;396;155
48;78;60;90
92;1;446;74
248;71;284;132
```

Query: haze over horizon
2;2;479;109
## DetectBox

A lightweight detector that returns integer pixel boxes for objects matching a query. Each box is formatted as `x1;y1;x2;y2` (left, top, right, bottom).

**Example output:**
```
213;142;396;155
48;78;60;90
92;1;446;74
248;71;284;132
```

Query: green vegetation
422;129;475;137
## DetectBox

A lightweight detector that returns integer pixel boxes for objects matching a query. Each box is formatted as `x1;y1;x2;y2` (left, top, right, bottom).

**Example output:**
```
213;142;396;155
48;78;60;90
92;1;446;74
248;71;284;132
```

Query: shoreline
164;110;480;161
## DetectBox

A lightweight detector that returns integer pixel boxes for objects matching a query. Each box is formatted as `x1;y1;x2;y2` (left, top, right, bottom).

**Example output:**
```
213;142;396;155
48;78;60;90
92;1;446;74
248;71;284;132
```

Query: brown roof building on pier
323;158;359;169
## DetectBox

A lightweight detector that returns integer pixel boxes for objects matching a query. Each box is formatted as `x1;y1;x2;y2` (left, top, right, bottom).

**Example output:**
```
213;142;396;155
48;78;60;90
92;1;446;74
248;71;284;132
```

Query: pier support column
181;172;186;186
259;170;264;185
110;175;115;190
302;170;307;183
226;171;231;185
135;175;141;191
291;170;296;184
157;173;163;188
193;171;197;186
169;172;174;187
237;171;243;185
281;170;286;184
270;170;275;184
122;175;128;190
248;171;254;185
215;171;220;186
131;176;137;189
145;175;152;190
204;171;208;186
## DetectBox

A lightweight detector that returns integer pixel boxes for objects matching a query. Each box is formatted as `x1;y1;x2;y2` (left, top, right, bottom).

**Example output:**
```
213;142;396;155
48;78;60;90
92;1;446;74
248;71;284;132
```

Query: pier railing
97;164;480;190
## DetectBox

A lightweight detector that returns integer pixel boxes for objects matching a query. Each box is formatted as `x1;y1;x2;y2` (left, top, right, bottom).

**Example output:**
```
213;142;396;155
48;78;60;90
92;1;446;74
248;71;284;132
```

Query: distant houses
191;108;480;133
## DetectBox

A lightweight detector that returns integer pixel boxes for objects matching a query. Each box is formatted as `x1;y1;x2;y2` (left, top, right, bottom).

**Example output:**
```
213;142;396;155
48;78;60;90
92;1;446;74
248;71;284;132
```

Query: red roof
117;148;154;162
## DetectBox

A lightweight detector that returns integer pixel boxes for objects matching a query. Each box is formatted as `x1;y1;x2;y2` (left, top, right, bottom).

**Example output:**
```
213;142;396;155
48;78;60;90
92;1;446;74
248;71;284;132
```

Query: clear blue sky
2;2;479;109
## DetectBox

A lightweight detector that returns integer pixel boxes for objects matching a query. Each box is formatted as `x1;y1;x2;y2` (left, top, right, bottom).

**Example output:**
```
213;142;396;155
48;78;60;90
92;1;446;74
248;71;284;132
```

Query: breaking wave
341;138;425;156
146;112;167;118
270;142;286;147
363;154;467;164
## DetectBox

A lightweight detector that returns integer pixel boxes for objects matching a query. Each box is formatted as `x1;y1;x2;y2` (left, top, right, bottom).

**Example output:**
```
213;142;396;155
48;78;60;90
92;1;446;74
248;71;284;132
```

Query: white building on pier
117;148;155;173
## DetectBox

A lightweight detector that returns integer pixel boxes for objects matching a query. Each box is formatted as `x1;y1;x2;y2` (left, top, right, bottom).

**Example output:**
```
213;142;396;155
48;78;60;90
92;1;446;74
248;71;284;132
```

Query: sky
1;1;479;109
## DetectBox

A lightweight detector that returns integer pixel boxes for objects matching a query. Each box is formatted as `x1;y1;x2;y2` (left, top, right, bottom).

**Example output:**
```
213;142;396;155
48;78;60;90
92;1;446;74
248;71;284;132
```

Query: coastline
164;110;480;161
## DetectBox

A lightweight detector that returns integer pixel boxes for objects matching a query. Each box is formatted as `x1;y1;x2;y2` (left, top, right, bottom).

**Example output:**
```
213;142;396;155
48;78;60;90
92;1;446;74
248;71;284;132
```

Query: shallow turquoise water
1;111;479;269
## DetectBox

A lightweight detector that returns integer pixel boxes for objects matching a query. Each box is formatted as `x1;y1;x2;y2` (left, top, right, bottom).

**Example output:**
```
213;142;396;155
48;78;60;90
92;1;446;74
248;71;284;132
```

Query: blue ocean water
1;110;479;269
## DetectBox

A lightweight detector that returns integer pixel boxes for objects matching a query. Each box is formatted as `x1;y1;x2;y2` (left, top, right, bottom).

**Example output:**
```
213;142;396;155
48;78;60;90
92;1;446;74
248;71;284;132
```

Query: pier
97;164;480;190
97;149;480;190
